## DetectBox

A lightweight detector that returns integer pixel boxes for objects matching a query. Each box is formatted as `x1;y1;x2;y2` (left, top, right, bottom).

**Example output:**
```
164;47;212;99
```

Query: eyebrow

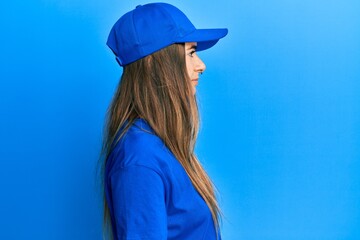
187;44;197;51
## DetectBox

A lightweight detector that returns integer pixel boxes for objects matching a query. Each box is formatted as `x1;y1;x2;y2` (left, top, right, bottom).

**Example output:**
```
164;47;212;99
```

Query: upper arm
109;165;167;240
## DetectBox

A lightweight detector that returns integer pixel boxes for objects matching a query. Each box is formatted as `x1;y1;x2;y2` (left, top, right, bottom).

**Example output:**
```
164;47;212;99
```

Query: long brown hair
100;43;220;238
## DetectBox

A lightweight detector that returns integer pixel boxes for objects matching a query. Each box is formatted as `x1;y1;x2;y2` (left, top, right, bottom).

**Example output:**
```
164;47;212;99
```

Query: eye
187;50;196;57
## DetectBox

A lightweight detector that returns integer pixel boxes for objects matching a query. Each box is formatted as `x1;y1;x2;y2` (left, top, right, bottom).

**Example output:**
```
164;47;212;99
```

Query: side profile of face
185;42;206;95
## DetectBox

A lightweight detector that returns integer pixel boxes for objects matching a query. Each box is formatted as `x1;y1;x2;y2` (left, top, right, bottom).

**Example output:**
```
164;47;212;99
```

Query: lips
191;79;199;87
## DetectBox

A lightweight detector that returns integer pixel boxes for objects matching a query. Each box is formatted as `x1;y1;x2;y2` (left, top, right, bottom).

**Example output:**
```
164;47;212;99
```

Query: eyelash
187;50;196;57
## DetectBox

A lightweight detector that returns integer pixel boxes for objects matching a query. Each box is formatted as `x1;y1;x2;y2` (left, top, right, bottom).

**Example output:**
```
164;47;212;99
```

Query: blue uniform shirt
105;118;220;240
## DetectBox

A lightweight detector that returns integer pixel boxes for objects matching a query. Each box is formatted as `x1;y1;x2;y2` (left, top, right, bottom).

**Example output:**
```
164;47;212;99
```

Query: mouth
191;78;199;82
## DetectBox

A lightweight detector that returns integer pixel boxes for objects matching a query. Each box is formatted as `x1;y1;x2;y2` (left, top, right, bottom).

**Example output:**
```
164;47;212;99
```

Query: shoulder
107;119;175;176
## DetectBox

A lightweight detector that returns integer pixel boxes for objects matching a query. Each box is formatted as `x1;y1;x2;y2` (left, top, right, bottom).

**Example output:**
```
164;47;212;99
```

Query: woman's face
185;42;206;94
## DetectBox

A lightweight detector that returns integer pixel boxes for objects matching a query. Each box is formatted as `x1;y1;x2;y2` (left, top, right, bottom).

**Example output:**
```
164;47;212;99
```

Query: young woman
100;3;228;239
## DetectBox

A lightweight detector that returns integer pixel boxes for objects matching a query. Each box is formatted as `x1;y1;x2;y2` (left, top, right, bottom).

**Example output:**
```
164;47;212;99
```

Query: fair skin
185;42;206;95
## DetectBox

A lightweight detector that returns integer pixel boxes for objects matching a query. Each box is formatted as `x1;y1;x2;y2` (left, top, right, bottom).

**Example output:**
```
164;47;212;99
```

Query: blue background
1;0;359;239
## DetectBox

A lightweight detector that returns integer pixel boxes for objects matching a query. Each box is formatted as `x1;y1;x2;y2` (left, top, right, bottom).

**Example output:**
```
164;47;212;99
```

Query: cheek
186;59;194;77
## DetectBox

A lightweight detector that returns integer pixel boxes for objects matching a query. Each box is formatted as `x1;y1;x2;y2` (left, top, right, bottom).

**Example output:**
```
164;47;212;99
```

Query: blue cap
107;2;228;66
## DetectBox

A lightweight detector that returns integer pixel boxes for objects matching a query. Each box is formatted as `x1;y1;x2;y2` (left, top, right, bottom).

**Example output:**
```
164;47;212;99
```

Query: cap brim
177;28;228;51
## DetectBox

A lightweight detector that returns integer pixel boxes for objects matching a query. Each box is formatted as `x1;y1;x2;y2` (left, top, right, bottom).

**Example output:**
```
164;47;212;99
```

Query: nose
195;55;206;74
